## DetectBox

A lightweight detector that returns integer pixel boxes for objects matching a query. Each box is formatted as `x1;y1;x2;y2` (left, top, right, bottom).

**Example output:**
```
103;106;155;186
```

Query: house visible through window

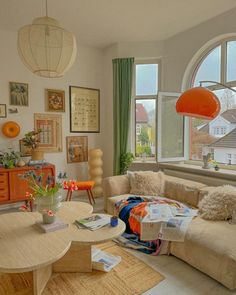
134;63;158;160
190;39;236;165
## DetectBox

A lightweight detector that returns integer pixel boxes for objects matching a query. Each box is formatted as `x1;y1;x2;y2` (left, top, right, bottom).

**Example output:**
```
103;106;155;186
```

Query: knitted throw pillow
199;185;236;220
129;171;165;196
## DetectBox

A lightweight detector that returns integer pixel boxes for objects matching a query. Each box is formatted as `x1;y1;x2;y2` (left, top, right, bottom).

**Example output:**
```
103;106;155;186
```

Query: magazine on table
74;214;110;231
92;247;121;272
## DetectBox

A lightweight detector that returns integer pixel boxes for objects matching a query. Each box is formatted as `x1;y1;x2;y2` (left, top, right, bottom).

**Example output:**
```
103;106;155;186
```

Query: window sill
158;162;236;184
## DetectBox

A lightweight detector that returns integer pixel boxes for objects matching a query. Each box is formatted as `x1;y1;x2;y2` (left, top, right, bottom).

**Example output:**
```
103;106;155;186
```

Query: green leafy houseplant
0;151;20;168
120;152;135;175
22;129;42;150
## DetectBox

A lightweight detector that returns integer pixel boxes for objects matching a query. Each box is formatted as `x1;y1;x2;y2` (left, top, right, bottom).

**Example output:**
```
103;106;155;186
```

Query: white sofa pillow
199;185;236;220
129;171;165;196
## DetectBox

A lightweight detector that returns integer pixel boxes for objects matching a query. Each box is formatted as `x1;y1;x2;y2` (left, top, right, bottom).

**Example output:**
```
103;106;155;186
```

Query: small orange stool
65;181;95;205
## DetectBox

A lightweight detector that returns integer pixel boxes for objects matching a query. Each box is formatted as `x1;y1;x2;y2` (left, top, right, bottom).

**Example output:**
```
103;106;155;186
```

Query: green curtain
113;57;134;175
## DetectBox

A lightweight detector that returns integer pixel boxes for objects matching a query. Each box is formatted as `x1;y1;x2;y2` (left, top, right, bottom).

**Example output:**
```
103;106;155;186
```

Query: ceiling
1;0;236;48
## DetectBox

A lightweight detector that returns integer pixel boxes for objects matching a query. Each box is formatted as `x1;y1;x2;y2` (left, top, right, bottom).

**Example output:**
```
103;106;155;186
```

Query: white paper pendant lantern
18;16;77;78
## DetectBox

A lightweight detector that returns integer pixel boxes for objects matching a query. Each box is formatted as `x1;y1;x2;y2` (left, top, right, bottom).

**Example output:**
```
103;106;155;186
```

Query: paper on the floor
92;247;121;272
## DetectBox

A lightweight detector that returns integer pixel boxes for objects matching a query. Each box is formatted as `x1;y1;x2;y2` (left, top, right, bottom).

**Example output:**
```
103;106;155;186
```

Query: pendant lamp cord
199;80;236;93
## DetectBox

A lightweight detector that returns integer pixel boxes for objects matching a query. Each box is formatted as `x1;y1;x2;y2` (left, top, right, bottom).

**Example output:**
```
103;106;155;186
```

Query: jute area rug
0;241;164;295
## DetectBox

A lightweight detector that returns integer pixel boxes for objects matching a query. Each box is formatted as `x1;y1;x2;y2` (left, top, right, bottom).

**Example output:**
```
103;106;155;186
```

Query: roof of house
136;103;148;123
221;108;236;123
209;127;236;148
198;123;209;133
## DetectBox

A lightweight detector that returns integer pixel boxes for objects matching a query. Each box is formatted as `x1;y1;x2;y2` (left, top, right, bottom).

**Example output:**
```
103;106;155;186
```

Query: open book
92;247;121;272
74;214;110;231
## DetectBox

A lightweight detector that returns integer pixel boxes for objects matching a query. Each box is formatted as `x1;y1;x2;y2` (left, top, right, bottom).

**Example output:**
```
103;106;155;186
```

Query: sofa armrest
102;175;130;211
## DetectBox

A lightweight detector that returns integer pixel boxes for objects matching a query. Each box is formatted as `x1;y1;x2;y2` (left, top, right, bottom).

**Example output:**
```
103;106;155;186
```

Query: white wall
0;29;105;181
102;7;236;176
214;147;236;165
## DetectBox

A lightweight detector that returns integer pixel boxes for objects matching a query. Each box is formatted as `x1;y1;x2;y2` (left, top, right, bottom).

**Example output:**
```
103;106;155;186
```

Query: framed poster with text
69;86;100;133
34;113;62;152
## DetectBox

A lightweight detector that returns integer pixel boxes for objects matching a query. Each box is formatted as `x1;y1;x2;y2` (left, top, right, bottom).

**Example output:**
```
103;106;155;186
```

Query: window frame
188;37;236;163
132;59;161;162
157;92;188;162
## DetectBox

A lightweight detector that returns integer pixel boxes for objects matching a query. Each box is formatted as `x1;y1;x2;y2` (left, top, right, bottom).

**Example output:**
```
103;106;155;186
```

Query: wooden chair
65;181;95;205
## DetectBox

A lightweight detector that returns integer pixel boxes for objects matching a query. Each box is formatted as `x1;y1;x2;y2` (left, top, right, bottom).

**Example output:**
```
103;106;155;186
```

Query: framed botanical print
34;113;62;152
0;104;6;118
69;86;100;133
9;82;28;106
45;89;65;112
66;136;88;163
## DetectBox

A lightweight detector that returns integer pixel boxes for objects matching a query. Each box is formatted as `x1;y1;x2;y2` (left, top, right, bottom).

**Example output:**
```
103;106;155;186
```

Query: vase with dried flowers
19;168;67;223
21;129;43;160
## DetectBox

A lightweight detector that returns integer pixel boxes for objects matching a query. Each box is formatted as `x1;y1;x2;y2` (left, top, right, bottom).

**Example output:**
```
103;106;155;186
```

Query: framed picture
34;113;62;152
45;89;65;112
69;86;100;133
0;104;6;118
66;136;88;163
19;139;32;157
9;82;28;106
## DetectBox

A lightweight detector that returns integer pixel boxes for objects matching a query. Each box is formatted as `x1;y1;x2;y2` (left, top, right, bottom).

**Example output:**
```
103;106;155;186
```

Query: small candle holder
110;216;118;227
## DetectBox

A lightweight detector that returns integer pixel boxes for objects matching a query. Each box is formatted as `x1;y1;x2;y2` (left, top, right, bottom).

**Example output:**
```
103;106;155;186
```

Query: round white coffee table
0;201;125;295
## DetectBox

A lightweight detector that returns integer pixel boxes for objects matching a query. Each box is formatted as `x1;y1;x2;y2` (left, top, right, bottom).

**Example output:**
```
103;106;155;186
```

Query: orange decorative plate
2;121;21;138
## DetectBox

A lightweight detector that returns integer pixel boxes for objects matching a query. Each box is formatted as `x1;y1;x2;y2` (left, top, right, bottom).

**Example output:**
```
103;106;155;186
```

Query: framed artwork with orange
66;136;88;163
45;89;65;112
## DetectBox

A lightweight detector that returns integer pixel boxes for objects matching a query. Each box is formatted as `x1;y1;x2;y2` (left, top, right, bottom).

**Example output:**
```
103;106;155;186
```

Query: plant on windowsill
208;159;220;171
120;152;135;175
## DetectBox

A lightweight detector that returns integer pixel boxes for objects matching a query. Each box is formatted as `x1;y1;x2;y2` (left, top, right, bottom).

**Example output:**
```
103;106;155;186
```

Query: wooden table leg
0;265;52;295
52;242;92;273
33;264;52;295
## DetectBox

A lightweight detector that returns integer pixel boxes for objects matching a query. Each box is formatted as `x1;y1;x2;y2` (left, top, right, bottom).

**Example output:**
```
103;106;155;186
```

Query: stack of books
74;214;110;231
35;218;68;233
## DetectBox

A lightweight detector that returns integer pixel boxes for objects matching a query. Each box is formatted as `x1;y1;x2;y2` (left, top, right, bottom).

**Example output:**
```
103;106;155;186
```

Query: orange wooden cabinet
0;164;55;204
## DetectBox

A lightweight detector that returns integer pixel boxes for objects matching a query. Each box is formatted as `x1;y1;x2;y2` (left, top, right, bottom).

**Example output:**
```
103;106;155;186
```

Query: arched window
190;39;236;165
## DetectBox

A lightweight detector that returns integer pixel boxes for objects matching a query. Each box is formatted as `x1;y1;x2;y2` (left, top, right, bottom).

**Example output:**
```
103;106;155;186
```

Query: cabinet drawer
0;187;9;201
0;173;8;185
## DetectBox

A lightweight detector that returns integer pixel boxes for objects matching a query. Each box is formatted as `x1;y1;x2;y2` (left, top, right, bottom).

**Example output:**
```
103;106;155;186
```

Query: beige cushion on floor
164;175;206;207
130;171;165;196
170;216;236;290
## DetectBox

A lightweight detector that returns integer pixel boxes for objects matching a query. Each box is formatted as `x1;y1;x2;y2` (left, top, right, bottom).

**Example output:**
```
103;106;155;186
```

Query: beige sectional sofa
102;174;236;290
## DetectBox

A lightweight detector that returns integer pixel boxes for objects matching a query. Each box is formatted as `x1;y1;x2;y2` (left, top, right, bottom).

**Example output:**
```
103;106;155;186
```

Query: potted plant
0;150;20;168
19;169;67;223
21;129;43;160
120;152;135;175
208;158;220;171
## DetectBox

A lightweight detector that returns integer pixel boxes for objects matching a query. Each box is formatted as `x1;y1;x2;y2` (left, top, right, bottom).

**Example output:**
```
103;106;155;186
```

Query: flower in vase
43;209;55;216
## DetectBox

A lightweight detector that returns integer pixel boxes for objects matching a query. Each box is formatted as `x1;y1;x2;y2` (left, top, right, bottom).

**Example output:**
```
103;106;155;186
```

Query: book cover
35;218;68;233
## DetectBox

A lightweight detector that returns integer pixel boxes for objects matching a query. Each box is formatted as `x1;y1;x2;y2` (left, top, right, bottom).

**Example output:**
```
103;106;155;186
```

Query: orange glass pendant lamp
176;86;221;120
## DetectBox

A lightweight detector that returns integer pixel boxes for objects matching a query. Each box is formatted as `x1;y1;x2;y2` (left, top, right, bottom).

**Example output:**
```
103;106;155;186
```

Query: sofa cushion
199;185;236;220
129;171;165;196
170;216;236;290
163;175;206;207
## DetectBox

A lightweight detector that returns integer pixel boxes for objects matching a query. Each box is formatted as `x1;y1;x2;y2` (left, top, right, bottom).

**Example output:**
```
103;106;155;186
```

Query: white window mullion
221;41;227;84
